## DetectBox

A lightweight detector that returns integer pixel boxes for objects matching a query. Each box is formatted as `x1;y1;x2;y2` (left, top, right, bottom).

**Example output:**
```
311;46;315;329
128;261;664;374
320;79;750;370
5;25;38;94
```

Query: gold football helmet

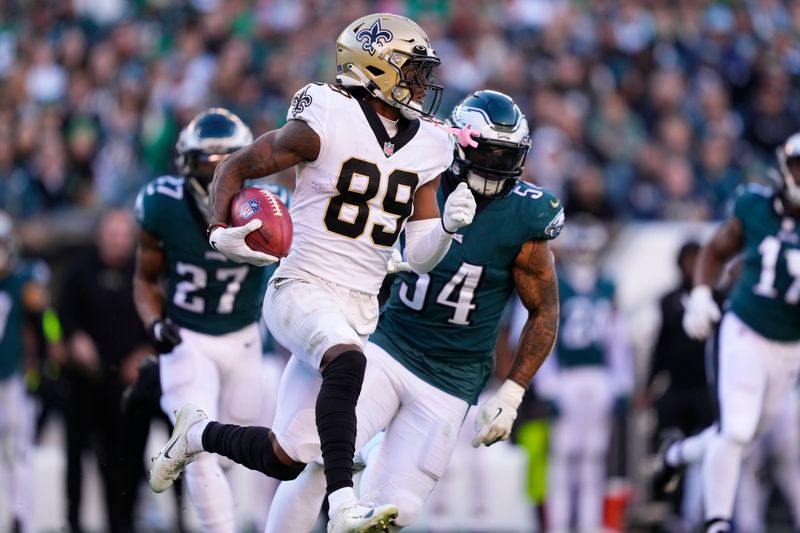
336;13;443;119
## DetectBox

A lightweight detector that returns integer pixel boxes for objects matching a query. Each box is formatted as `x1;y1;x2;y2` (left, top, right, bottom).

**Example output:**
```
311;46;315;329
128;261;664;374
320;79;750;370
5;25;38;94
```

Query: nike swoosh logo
550;199;560;208
490;407;503;422
163;438;179;460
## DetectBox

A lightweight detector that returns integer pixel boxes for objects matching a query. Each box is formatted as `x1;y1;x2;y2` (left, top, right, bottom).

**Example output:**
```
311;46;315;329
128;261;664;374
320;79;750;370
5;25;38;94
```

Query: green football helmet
449;90;530;198
175;108;253;191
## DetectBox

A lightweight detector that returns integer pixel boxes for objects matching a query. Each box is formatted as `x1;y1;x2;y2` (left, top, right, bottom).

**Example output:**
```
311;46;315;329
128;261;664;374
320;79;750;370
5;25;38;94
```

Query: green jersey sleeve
732;183;774;224
509;182;565;241
135;176;183;234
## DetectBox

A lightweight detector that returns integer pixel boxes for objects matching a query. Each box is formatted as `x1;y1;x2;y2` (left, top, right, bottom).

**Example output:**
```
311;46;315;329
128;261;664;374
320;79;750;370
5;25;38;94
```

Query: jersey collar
356;98;420;157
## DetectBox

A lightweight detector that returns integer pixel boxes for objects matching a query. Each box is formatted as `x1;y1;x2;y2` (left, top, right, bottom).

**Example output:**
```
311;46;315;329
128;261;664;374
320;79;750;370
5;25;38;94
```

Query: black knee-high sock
201;422;304;480
316;350;367;495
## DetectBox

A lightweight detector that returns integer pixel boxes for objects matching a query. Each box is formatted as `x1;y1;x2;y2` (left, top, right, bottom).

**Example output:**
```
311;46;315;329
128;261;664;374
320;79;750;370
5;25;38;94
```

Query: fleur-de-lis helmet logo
356;19;393;56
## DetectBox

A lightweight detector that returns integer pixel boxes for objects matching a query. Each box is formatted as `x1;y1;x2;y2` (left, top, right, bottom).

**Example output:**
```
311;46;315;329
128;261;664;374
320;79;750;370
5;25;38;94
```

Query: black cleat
704;517;731;532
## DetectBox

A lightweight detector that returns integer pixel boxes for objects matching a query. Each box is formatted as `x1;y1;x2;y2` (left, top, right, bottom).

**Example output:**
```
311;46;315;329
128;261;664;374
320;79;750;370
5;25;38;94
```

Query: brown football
229;186;293;258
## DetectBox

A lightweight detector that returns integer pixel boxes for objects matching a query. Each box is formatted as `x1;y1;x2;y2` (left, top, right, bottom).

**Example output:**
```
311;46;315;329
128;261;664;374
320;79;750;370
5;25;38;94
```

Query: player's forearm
510;239;559;387
208;152;255;224
693;244;728;288
693;217;743;288
209;127;311;225
508;310;558;387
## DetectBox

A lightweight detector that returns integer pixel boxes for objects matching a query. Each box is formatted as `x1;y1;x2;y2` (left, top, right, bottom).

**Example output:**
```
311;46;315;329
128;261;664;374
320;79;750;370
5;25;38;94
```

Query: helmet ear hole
366;66;384;76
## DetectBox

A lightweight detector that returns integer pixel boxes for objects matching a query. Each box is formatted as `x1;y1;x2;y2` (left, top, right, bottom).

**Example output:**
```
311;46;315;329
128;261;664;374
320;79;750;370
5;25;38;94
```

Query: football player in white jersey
148;13;476;533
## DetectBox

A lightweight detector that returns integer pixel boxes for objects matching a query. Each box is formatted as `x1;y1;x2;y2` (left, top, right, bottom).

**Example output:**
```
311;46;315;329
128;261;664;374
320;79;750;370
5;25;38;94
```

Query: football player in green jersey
667;132;800;533
134;108;289;532
258;90;563;532
0;210;50;533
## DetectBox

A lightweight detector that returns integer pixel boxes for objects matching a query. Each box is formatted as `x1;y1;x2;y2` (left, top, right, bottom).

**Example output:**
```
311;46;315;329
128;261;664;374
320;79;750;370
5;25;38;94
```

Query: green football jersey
728;185;800;341
555;271;615;368
135;177;290;335
371;180;564;404
0;263;39;380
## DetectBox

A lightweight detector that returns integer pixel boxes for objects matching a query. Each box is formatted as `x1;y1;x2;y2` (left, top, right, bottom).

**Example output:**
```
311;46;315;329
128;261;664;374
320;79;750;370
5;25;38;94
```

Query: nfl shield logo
239;198;261;219
383;142;394;157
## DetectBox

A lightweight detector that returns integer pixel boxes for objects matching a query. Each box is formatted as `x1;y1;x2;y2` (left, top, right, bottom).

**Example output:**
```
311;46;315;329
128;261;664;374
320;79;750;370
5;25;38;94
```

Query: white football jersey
279;83;453;295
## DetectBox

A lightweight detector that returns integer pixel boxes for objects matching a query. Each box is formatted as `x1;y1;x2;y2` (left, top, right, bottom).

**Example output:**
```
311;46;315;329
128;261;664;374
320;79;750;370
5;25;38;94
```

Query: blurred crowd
1;0;800;250
3;1;800;531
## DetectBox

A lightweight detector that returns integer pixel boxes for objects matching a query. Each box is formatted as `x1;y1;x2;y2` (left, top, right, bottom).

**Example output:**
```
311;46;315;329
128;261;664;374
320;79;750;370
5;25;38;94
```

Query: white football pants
263;264;378;372
264;341;469;532
703;312;800;523
159;323;264;533
735;388;800;533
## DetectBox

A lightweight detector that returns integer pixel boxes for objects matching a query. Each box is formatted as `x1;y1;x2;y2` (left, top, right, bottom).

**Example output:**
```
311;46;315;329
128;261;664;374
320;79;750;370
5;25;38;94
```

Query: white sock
667;426;717;467
703;434;743;523
666;442;683;467
328;486;357;519
186;419;211;453
681;426;717;464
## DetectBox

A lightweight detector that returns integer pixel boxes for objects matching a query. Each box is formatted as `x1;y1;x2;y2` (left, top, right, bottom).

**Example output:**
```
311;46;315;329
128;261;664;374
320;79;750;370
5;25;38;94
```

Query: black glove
121;355;161;415
148;319;182;354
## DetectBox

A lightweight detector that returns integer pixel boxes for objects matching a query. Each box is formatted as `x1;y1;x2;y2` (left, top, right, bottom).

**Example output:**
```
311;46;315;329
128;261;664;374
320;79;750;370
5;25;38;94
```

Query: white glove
386;247;411;274
682;285;721;340
442;182;476;233
472;380;526;448
209;219;278;267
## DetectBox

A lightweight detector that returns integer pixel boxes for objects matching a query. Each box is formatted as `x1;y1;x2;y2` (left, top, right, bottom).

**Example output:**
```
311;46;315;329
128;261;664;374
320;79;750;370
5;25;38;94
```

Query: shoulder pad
737;182;774;198
140;176;186;200
509;182;565;240
418;117;455;147
732;182;775;220
287;83;342;120
135;175;185;230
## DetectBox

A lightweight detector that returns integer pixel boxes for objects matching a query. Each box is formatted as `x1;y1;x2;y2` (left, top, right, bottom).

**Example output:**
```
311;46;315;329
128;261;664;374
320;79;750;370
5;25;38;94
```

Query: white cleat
327;502;399;533
149;404;207;493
